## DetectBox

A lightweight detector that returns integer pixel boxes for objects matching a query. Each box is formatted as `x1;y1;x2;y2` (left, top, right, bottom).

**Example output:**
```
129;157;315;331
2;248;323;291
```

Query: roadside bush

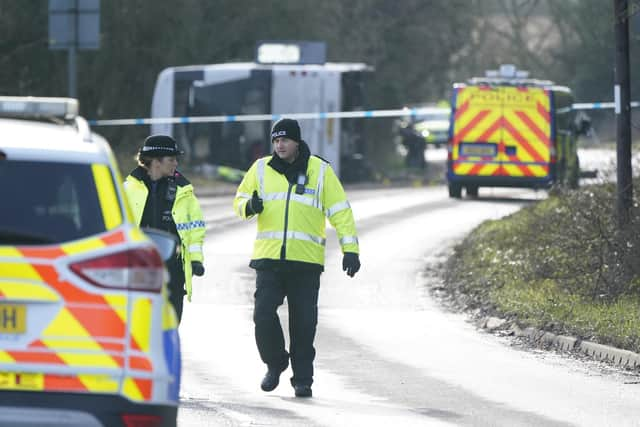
535;182;640;300
445;178;640;352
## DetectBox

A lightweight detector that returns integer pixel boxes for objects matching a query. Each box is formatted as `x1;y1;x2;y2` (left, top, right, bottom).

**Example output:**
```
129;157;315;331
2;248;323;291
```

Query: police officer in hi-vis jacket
233;118;360;398
124;135;206;323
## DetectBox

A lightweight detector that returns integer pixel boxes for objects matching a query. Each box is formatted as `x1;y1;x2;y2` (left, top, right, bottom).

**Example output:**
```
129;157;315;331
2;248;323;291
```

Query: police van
446;65;580;198
0;97;180;427
150;41;373;182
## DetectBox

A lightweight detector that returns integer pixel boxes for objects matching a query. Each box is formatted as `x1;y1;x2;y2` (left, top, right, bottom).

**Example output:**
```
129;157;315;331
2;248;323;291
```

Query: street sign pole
49;0;100;99
68;46;77;98
68;0;77;98
613;0;633;226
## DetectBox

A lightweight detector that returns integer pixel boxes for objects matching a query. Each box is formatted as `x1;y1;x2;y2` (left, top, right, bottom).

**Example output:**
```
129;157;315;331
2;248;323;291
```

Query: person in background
233;118;361;398
124;134;206;323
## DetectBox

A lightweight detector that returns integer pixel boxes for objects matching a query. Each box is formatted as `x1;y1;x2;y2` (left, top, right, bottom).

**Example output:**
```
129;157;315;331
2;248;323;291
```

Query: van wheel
466;186;479;198
448;184;462;198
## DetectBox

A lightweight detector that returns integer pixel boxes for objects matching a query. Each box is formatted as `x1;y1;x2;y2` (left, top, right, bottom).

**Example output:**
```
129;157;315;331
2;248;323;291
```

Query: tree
2;1;633;173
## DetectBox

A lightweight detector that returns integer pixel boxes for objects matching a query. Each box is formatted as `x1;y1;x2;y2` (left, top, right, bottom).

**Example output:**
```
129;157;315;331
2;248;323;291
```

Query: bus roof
159;62;373;74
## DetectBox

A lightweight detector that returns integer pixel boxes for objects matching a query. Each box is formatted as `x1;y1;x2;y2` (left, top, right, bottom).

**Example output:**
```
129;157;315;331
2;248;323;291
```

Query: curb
480;316;640;370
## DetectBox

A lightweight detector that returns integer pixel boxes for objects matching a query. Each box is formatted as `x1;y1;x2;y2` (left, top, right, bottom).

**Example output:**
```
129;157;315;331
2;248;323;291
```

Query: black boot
260;362;288;392
294;384;312;398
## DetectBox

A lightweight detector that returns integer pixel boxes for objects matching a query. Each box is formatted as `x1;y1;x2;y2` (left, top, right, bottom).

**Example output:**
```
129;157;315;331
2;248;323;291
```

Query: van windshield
0;160;105;244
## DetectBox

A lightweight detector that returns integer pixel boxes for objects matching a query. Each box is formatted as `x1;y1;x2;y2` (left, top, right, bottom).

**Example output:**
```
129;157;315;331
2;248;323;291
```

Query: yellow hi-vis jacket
233;155;359;268
124;174;205;301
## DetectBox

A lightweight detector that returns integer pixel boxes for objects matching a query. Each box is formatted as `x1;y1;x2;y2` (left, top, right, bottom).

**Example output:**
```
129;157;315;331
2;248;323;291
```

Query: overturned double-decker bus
151;42;372;182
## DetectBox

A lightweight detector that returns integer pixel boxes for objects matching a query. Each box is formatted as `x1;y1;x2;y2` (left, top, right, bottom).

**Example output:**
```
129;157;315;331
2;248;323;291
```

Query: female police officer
233;118;360;397
124;134;206;323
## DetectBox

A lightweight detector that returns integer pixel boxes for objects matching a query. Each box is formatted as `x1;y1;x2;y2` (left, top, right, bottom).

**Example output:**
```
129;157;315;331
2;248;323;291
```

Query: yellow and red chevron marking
92;164;124;230
11;230;128;260
4;266;148;368
0;281;58;301
1;227;159;402
452;86;551;178
0;229;151;372
129;355;153;371
29;338;125;353
45;374;86;391
0;370;153;400
130;297;153;354
0;365;152;400
0;372;121;394
124;377;153;401
127;227;149;243
44;373;121;394
3;349;125;368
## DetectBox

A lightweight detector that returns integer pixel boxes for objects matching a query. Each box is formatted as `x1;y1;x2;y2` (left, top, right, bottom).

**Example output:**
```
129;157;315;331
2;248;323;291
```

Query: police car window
0;161;105;244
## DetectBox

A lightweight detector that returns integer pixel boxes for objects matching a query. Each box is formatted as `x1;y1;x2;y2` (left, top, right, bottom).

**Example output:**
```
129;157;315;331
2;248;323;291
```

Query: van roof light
0;96;78;120
484;65;530;80
499;64;517;78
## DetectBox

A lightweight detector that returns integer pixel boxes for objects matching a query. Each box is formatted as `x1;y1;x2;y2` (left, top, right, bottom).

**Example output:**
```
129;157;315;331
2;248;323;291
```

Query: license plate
460;143;497;157
0;304;26;334
0;372;44;390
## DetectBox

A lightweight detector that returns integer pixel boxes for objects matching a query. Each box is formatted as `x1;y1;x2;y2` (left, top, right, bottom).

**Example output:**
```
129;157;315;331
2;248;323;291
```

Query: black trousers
254;269;320;387
166;255;186;323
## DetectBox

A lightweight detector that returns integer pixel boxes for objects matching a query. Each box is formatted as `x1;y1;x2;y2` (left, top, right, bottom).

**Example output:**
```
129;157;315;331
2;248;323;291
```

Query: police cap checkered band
139;134;184;157
271;118;301;143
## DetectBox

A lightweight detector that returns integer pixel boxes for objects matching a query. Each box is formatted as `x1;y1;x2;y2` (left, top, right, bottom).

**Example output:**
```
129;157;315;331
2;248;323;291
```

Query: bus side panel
322;71;341;175
272;69;341;170
151;68;176;136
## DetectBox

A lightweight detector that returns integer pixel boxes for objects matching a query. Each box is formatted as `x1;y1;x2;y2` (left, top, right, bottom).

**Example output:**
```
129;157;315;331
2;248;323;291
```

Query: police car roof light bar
477;65;540;87
467;77;555;87
0;96;78;121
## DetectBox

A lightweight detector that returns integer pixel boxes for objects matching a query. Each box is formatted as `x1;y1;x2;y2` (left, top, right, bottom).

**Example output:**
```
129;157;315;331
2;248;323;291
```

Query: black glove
191;261;205;277
342;252;360;278
246;190;264;215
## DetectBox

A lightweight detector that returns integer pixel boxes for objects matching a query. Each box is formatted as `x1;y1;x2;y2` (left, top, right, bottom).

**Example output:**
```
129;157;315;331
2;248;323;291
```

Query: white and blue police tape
88;103;640;126
88;108;428;127
572;101;640;110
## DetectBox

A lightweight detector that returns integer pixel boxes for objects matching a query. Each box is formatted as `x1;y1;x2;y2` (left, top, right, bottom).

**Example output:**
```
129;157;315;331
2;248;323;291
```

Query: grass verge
444;179;640;354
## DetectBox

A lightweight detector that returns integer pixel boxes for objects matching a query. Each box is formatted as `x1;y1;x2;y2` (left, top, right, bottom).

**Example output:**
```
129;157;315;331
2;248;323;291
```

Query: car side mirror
143;228;178;262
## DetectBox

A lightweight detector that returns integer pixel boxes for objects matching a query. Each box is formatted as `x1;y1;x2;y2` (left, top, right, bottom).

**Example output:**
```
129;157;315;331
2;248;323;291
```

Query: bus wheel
448;184;462;198
466;185;479;198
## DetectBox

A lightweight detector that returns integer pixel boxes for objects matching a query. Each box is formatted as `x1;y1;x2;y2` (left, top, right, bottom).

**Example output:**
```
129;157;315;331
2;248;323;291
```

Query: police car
0;97;180;427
